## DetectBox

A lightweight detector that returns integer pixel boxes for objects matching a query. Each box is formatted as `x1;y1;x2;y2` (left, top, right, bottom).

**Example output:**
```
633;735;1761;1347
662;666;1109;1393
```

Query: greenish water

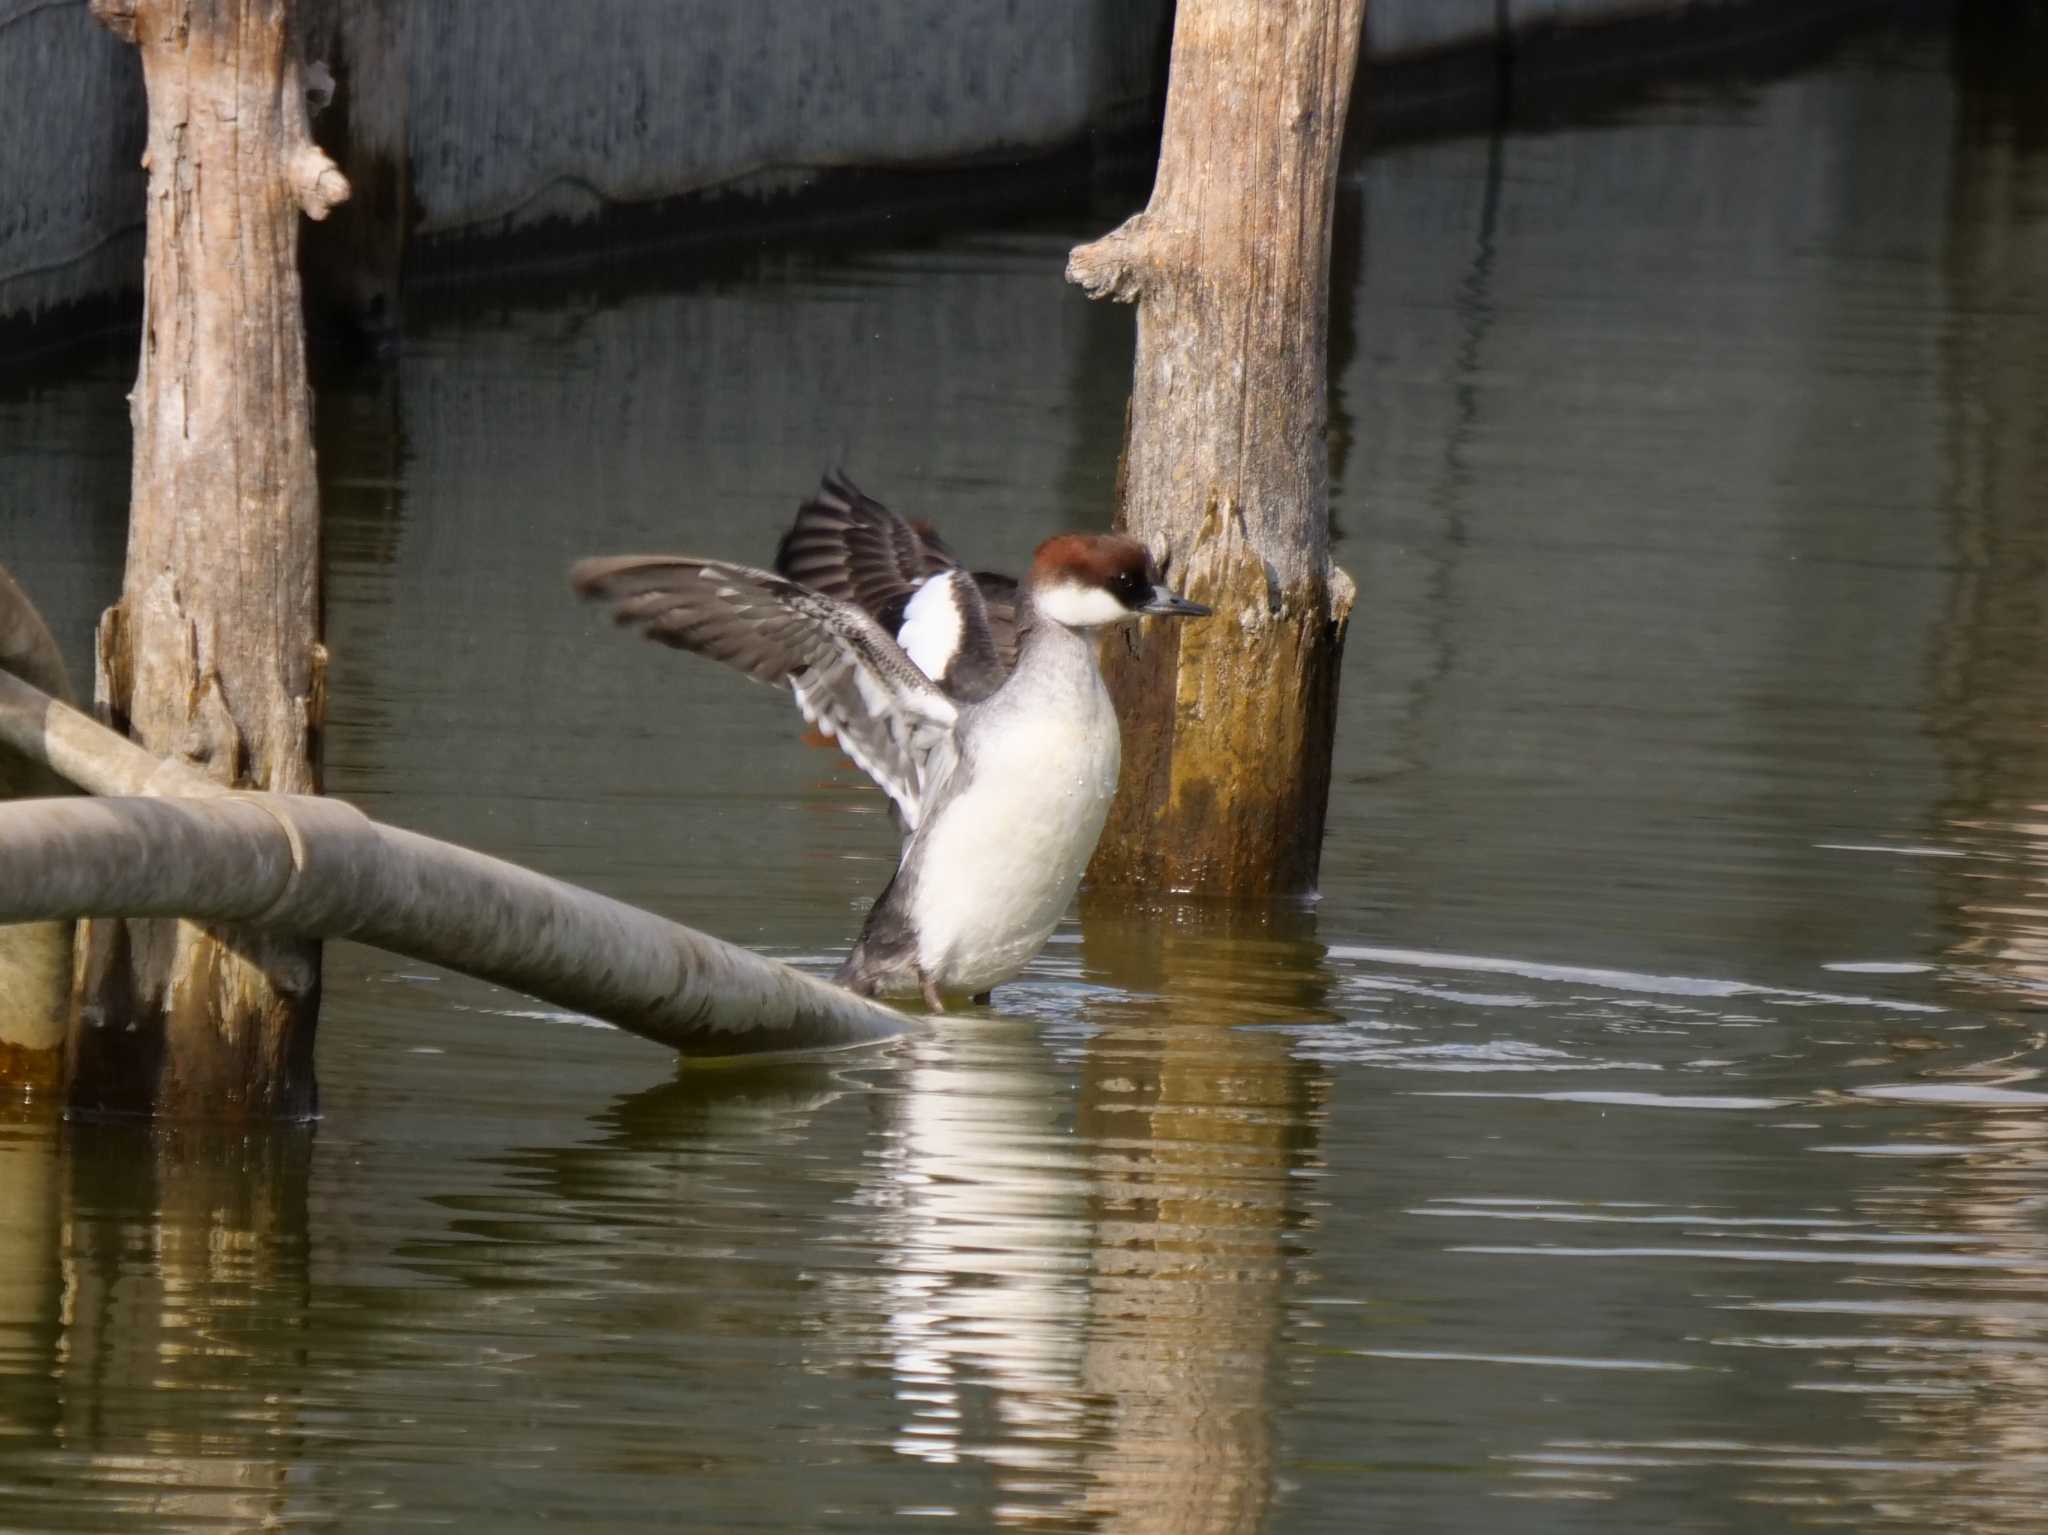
3;11;2047;1531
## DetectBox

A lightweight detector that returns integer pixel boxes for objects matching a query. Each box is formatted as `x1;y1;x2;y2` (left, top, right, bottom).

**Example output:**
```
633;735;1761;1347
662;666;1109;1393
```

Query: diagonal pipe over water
0;668;911;1059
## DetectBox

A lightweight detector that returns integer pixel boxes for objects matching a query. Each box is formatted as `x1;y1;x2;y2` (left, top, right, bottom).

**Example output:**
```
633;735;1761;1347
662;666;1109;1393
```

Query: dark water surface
4;13;2048;1531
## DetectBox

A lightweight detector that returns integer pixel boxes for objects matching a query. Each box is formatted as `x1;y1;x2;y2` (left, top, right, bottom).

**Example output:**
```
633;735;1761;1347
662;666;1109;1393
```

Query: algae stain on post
1068;0;1362;897
77;0;348;1120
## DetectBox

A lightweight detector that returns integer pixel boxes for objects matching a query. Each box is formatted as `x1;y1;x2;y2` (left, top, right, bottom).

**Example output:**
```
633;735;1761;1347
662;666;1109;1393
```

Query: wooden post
1068;0;1362;897
0;567;78;1089
82;0;348;1120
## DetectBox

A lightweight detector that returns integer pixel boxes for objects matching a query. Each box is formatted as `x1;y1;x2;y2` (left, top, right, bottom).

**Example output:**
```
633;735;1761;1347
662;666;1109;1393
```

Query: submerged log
85;0;349;1119
1068;0;1363;897
0;669;908;1061
0;569;78;1085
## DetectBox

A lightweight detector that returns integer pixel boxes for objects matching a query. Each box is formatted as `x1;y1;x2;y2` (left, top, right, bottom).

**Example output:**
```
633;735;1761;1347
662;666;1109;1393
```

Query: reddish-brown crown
1028;533;1153;590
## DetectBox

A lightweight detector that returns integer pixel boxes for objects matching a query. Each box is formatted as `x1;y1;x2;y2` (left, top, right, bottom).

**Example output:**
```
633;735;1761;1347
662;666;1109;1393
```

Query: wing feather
572;554;958;830
774;473;1019;695
774;471;954;613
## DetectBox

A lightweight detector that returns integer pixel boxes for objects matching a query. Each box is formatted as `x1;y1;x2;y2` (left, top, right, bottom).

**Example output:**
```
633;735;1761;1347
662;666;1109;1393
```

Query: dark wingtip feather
569;556;618;597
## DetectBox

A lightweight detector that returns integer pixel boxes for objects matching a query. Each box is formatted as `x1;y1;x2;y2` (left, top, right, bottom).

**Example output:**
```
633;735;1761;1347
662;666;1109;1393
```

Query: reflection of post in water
1926;9;2048;1005
47;1124;314;1530
1846;1105;2048;1521
1840;20;2048;1523
1068;894;1333;1533
0;1113;63;1453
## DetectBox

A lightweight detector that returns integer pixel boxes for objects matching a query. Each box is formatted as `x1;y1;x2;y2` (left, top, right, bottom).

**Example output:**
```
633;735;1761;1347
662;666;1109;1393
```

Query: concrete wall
0;0;1167;338
0;0;1903;339
0;0;142;329
406;0;1168;239
1369;0;1769;54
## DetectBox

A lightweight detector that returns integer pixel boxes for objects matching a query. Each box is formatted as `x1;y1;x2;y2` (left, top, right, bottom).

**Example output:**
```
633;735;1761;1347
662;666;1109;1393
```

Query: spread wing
774;472;1020;696
572;554;959;830
774;470;956;616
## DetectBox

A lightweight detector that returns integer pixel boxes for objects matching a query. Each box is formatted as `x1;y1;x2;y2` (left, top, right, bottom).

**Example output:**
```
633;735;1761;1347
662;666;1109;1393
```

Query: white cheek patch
898;571;966;682
1035;580;1132;629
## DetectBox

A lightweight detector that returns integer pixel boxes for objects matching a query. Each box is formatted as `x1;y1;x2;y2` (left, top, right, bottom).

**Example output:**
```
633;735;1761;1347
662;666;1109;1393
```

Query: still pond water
3;13;2047;1532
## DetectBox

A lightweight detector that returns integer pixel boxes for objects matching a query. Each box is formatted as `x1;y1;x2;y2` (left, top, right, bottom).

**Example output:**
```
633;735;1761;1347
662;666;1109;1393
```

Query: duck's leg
919;970;945;1013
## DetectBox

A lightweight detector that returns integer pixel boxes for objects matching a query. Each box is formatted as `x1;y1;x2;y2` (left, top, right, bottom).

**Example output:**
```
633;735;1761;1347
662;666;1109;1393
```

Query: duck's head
1028;534;1211;630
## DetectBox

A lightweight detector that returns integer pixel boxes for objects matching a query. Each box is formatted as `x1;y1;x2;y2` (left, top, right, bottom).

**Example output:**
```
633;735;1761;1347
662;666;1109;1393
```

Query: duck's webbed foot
919;970;945;1013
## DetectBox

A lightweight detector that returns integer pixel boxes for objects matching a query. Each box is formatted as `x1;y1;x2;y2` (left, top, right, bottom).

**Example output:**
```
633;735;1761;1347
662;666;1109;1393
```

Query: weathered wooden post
1068;0;1363;896
80;0;348;1119
0;568;78;1090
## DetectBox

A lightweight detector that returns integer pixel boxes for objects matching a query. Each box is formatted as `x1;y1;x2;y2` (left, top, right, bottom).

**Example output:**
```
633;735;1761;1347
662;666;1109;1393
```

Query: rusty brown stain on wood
1092;539;1353;895
1170;551;1352;893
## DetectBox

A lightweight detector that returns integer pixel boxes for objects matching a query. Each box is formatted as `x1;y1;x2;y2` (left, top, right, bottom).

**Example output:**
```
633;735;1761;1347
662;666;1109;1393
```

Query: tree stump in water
80;0;347;1120
1068;0;1362;898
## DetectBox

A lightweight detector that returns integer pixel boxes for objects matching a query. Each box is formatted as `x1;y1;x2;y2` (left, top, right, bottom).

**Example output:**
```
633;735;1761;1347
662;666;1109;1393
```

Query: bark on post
1068;0;1362;896
82;0;348;1120
0;567;78;1089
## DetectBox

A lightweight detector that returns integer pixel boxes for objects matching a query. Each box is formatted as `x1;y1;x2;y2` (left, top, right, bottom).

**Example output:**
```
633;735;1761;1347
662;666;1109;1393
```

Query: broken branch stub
288;145;353;221
1066;215;1156;304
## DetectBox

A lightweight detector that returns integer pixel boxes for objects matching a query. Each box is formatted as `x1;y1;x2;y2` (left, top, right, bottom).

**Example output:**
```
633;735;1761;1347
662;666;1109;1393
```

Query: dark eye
1114;567;1149;606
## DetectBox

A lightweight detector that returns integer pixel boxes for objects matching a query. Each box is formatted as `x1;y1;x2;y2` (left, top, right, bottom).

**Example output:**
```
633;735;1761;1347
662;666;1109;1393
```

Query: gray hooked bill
1141;586;1212;617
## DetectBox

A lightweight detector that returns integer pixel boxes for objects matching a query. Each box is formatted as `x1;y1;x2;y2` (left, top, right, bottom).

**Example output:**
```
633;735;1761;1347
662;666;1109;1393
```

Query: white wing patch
898;572;967;683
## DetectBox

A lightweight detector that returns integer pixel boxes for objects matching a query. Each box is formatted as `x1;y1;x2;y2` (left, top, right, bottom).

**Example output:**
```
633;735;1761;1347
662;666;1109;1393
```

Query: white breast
906;673;1120;995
